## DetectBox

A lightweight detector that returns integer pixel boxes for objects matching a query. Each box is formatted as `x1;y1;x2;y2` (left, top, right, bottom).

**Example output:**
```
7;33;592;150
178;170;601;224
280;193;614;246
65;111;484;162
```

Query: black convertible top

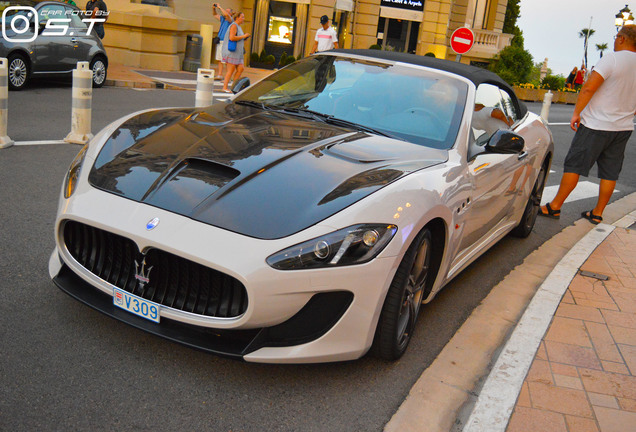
330;49;528;118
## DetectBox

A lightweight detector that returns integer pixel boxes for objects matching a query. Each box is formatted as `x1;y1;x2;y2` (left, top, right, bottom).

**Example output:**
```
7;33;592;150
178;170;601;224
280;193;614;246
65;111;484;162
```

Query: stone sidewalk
506;224;636;432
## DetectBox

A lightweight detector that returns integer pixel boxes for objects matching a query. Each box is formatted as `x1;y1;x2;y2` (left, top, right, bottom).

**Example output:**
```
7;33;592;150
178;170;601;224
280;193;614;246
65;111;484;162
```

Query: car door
33;3;75;72
458;83;527;253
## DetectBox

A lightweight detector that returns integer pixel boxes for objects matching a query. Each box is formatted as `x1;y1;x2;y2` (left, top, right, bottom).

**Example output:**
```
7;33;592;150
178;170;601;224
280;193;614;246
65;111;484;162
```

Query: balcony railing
470;29;514;57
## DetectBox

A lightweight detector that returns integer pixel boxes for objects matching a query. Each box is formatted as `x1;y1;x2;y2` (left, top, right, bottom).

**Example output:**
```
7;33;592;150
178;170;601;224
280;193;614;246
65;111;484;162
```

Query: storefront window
267;16;295;44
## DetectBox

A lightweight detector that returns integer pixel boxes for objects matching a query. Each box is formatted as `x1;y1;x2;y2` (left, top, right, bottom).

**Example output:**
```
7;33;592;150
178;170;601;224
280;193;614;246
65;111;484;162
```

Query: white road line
14;140;69;146
547;122;571;126
541;180;619;205
150;76;197;86
462;224;615;432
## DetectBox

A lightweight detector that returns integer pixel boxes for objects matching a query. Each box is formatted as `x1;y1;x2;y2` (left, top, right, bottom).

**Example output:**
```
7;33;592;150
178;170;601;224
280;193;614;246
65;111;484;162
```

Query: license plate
113;287;161;323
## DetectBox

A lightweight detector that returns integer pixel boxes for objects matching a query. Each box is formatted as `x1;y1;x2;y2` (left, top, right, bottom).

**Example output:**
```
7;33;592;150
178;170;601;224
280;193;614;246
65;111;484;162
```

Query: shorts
563;124;632;181
215;42;224;62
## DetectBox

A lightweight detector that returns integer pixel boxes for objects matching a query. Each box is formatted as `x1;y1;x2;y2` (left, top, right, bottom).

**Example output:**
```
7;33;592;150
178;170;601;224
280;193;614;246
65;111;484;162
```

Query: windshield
235;55;468;149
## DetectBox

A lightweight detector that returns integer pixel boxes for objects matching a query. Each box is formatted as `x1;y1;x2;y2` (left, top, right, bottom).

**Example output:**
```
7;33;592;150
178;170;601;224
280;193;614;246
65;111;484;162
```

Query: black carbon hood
88;104;448;239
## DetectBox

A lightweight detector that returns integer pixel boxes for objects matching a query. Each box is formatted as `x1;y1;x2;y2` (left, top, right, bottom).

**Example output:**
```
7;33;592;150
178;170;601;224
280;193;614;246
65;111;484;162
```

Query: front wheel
90;57;107;88
511;163;548;238
372;229;432;360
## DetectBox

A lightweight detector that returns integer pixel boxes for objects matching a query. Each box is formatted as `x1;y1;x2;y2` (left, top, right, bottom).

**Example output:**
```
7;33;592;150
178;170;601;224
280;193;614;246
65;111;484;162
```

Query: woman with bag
222;12;250;93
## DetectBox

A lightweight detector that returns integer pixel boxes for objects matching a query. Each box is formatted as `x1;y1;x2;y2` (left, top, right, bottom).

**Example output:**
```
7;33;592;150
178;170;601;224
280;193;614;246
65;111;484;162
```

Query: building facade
103;0;512;70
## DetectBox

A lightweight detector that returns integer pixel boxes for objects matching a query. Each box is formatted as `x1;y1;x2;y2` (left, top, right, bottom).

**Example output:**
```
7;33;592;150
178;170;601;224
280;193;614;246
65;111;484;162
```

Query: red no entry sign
450;27;475;55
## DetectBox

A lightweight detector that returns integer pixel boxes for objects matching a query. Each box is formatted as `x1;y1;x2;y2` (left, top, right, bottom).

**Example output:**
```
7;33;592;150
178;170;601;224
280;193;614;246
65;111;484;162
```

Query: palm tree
579;28;595;67
596;43;608;58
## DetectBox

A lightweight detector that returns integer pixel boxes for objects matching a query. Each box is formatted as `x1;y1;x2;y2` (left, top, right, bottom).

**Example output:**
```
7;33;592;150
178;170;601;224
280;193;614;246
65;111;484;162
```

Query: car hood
88;104;448;239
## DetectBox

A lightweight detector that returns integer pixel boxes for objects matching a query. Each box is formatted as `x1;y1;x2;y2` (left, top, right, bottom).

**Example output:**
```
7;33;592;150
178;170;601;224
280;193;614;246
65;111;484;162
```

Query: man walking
539;25;636;224
310;15;338;55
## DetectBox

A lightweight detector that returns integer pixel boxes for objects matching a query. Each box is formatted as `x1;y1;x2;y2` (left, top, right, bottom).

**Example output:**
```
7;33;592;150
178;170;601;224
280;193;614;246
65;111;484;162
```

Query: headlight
63;145;88;198
267;224;398;270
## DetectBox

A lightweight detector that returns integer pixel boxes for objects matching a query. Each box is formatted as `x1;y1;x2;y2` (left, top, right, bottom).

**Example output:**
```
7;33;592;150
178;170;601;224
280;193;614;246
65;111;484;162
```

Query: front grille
62;220;248;318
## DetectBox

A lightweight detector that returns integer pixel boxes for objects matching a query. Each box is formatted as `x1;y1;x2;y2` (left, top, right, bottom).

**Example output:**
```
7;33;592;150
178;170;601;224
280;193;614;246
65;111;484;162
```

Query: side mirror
232;77;250;94
485;130;525;154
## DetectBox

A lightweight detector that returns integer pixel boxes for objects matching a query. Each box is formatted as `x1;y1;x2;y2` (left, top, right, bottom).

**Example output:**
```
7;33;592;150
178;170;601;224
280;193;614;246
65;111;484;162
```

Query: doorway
377;17;419;54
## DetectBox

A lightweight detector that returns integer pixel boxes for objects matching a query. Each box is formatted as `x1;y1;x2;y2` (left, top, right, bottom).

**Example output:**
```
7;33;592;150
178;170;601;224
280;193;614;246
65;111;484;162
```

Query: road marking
14;140;69;146
547;122;571;126
541;180;619;205
150;76;197;86
462;224;615;432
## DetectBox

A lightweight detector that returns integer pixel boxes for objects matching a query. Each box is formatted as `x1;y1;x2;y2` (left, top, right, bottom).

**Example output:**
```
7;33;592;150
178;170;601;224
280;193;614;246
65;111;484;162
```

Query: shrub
424;52;436;57
280;52;288;65
541;75;565;91
250;52;259;63
265;54;275;64
369;44;381;50
489;45;533;85
259;49;268;62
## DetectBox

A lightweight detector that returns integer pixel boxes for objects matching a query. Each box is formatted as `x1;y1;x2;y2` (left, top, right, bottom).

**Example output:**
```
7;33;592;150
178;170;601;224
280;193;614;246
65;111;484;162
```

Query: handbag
228;39;237;52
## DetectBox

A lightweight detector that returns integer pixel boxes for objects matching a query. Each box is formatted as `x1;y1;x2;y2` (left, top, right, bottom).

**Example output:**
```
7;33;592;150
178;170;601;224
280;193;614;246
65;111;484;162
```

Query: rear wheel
511;163;548;238
8;54;29;90
372;229;432;360
90;57;107;88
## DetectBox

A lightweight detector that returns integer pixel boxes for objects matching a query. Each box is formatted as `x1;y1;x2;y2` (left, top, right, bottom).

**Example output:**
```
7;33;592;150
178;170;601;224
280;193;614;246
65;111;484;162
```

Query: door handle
517;151;528;160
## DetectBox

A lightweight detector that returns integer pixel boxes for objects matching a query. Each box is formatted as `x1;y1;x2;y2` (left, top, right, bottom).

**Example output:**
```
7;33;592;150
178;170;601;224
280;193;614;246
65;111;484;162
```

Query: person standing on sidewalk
539;25;636;225
309;15;339;55
212;3;233;81
222;12;250;93
85;0;107;39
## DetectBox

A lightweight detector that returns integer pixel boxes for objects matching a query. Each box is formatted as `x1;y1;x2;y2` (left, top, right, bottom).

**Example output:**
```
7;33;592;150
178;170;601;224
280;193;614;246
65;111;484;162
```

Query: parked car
49;50;553;363
0;1;108;89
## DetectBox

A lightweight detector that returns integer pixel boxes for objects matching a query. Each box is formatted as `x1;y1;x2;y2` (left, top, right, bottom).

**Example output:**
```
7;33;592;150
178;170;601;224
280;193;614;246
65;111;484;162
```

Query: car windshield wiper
324;116;398;139
235;100;270;110
275;107;330;122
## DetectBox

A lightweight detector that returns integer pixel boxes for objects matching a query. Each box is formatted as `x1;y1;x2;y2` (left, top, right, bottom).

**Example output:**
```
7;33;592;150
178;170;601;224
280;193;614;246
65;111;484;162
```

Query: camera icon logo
2;6;39;43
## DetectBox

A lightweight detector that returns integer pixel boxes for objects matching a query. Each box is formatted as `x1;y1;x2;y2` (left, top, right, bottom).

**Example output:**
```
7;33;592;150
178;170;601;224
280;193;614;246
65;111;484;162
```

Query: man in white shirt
310;15;339;55
539;25;636;224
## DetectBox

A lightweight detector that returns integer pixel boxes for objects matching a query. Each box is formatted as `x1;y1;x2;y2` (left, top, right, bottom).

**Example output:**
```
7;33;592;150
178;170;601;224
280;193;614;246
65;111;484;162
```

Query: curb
384;191;636;432
104;79;192;91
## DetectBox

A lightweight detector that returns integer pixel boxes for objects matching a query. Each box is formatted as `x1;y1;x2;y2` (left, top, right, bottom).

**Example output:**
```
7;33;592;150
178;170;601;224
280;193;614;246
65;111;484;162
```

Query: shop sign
380;0;424;13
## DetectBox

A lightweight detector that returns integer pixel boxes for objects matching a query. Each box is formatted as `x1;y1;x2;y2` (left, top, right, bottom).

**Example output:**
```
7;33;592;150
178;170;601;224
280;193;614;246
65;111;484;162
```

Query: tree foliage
503;0;524;48
596;42;608;58
489;45;533;85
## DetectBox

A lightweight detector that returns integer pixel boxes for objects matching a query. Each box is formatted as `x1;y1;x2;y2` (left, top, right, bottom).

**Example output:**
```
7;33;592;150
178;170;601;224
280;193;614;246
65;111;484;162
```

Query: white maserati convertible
49;50;553;363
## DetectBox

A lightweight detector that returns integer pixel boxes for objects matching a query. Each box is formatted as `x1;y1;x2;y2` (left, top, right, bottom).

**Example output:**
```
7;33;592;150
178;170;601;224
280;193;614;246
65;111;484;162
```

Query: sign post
450;27;475;62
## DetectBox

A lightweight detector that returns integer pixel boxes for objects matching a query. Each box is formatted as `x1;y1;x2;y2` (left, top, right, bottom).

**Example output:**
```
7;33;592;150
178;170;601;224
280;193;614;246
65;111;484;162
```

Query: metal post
195;68;215;107
0;58;14;149
540;90;553;123
65;62;94;145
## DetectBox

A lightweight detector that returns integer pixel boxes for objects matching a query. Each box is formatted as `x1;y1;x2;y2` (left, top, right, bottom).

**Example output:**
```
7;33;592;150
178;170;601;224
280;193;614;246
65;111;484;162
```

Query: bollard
0;58;14;149
195;68;215;108
200;24;214;69
64;62;94;145
540;90;553;123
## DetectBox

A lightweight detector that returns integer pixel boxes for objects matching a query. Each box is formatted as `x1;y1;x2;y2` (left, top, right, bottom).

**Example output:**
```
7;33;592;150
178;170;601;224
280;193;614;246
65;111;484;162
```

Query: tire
7;54;29;90
90;57;107;88
510;162;548;238
372;229;432;360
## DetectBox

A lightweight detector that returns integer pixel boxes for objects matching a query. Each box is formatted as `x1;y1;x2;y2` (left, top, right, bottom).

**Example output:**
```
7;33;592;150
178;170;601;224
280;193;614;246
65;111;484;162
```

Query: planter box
513;86;578;105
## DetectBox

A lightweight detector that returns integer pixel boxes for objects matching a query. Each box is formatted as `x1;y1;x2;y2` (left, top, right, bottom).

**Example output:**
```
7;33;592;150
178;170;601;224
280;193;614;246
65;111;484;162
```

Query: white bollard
64;62;94;145
0;58;14;149
540;90;553;123
195;68;215;108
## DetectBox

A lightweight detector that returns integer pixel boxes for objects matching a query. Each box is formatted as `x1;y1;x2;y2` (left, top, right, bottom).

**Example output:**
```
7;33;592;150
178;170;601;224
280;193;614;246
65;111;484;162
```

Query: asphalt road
1;89;634;431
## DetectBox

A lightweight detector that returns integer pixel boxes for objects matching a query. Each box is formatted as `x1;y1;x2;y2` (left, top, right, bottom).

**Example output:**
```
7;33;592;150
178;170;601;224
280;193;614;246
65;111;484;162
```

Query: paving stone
587;392;619;409
545;341;602;370
618;397;636;413
601;360;630;375
580;368;636;399
554;374;584;390
575;298;620;311
580;257;617;278
563;289;576;304
556;304;605;323
564;415;600;432
536;341;548;361
546;317;592;347
585;321;624;362
517;381;531;408
608;325;636;346
550;362;580;377
527;381;593;417
506;406;568;432
601;310;636;329
618;344;636;375
592;406;636;432
527;359;554;384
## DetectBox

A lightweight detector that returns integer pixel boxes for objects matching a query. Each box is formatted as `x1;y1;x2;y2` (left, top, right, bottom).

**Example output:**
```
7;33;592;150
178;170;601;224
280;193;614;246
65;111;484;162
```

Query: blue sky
517;0;630;76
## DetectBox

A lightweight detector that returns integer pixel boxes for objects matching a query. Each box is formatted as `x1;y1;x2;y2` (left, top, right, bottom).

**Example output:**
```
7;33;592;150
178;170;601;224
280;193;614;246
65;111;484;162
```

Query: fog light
362;230;379;247
314;240;330;259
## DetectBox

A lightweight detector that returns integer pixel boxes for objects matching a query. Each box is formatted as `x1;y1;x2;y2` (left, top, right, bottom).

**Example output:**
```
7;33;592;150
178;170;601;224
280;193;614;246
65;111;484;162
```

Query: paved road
1;90;634;431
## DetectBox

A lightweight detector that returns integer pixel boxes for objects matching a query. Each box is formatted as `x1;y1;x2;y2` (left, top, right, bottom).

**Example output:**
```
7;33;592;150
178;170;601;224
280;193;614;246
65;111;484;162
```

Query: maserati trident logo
134;257;153;288
146;217;160;230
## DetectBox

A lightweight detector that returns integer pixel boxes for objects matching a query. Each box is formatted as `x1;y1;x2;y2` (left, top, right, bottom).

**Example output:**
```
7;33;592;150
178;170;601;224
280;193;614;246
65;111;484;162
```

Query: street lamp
615;4;634;30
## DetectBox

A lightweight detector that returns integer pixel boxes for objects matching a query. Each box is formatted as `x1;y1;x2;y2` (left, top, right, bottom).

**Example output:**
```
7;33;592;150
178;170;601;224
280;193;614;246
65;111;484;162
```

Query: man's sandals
581;210;603;225
538;203;561;219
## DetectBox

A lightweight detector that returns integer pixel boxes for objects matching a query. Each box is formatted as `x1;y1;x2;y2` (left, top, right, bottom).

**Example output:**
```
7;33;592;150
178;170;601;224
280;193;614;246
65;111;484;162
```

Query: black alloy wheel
511;162;548;238
372;228;432;360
